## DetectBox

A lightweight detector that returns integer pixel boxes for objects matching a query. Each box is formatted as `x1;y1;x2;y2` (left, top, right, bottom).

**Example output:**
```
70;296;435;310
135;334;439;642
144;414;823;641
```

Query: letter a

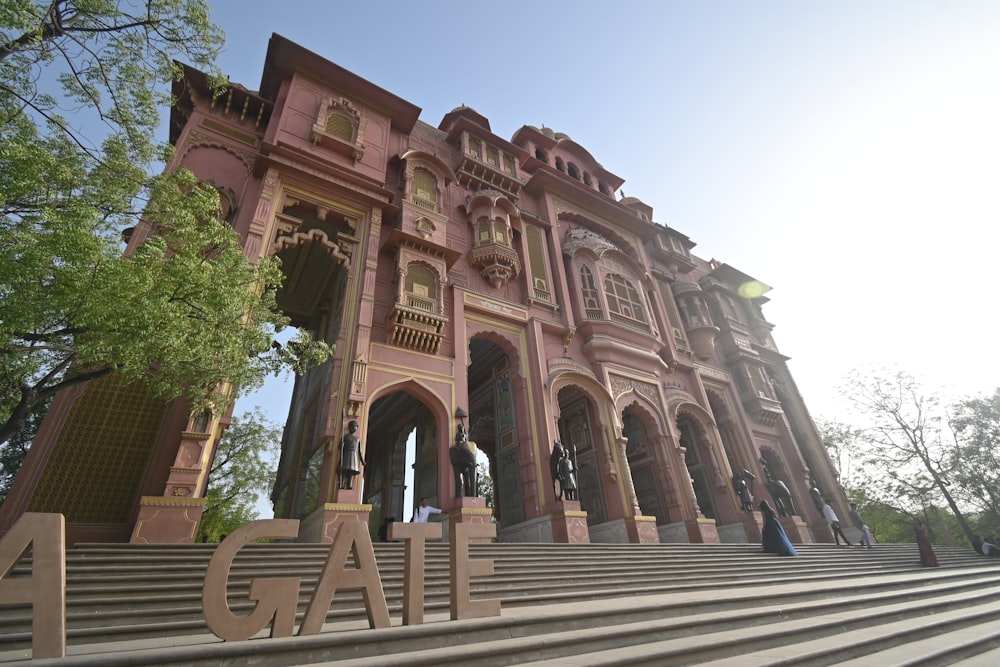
0;513;66;658
299;521;390;634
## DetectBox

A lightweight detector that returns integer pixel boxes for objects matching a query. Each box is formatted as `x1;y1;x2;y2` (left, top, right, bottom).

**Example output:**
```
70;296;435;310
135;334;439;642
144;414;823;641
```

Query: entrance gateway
0;34;845;548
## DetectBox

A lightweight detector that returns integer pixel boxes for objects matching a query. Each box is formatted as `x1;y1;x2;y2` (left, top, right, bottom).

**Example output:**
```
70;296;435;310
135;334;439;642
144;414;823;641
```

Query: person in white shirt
822;500;853;546
412;497;442;523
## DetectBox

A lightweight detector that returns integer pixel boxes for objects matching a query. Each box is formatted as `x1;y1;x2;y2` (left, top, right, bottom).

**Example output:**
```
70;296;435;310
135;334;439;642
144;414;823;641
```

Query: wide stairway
3;540;1000;665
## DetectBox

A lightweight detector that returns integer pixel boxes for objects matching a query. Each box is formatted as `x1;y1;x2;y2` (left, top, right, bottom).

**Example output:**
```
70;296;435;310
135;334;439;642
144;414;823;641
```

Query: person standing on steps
822;499;852;546
760;500;798;557
848;502;872;548
914;518;940;567
412;497;442;523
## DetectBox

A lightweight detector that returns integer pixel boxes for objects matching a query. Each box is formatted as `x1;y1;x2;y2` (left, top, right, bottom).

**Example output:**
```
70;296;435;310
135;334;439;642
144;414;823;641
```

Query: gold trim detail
139;496;208;508
322;503;374;512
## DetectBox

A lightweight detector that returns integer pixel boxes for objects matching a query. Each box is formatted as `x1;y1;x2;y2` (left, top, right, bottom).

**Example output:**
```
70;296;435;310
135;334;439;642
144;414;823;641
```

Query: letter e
449;523;501;620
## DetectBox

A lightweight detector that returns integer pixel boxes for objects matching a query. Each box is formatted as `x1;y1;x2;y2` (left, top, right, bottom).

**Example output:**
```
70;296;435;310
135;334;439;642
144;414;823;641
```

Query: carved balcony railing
388;301;448;355
468;242;521;289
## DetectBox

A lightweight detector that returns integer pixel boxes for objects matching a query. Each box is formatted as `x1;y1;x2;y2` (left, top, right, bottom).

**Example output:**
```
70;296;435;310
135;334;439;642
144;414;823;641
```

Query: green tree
477;460;494;509
841;368;976;545
0;396;50;504
0;2;330;445
949;388;1000;533
197;407;280;543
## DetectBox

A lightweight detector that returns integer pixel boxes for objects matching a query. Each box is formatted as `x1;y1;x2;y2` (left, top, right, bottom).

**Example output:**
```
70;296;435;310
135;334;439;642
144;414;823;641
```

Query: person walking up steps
822;499;852;546
849;502;872;548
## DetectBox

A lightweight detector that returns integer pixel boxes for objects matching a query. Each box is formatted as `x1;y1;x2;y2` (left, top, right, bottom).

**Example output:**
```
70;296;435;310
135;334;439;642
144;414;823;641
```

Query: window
502;154;516;175
580;265;600;311
604;273;646;323
486;146;499;167
492;218;507;244
412;168;437;211
405;264;436;311
325;112;354;142
311;97;364;160
468;138;482;160
478;217;492;243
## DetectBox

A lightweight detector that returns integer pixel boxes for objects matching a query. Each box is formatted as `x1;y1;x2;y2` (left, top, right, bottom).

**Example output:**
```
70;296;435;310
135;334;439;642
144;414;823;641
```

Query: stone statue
449;424;479;498
809;478;825;512
733;468;756;512
760;456;797;518
338;420;365;490
550;440;568;500
558;456;578;501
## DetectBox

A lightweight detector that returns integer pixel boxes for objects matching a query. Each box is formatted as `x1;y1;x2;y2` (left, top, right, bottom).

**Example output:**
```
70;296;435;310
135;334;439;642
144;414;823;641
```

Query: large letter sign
0;513;66;659
299;520;390;633
203;519;302;640
387;521;443;625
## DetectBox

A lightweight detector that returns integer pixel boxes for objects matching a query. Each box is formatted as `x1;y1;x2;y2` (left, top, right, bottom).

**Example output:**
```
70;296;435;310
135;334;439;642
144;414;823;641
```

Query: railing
406;293;435;312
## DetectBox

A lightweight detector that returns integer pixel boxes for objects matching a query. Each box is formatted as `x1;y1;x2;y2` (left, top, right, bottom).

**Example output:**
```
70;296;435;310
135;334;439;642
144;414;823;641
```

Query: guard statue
338;420;365;490
449;423;479;498
733;468;756;513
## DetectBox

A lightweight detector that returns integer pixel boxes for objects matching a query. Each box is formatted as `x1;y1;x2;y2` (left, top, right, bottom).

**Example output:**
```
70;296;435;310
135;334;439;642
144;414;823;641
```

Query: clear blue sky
200;1;1000;501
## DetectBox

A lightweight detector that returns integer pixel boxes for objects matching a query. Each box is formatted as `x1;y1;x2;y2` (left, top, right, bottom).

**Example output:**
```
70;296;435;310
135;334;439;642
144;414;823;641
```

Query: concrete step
2;542;998;664
13;572;1000;666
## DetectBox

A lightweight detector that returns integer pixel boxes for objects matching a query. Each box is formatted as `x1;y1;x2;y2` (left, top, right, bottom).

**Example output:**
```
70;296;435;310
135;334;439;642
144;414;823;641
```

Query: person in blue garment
760;500;798;556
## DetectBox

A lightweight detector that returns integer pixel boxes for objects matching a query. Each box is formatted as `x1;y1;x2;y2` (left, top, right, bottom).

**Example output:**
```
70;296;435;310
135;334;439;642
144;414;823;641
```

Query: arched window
325;112;355;142
604;273;646;323
412;168;437;211
580;265;600;313
492;218;507;244
568;164;580;180
405;264;437;311
477;217;492;243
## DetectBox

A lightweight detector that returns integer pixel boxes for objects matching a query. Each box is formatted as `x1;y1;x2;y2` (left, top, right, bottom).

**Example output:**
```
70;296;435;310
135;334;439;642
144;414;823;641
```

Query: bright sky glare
198;2;1000;508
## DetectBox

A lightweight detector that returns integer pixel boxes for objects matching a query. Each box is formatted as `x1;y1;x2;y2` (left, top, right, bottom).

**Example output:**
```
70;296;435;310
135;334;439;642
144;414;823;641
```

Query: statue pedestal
548;500;590;543
685;517;720;544
299;503;372;543
626;515;660;543
779;515;812;544
131;496;206;543
447;496;493;543
740;512;763;542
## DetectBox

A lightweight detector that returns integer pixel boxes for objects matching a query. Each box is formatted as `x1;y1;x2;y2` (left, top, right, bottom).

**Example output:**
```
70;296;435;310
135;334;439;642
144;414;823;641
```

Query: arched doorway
676;412;718;521
268;204;351;523
556;387;608;526
467;338;521;529
363;392;440;533
622;405;669;525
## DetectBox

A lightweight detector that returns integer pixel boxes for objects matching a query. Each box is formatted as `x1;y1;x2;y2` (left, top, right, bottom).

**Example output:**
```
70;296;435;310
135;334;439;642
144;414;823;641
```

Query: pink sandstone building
1;34;844;547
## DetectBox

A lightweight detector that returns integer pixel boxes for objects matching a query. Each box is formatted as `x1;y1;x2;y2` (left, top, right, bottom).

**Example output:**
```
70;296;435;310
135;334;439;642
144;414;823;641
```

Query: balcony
388;298;448;355
468;242;521;288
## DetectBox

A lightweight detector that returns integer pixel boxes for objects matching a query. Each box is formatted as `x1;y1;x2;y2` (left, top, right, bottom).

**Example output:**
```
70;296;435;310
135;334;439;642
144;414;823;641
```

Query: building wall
0;35;845;545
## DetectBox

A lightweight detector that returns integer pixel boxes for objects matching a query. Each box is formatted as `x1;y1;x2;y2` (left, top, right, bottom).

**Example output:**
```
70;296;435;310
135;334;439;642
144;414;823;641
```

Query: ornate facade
0;35;844;546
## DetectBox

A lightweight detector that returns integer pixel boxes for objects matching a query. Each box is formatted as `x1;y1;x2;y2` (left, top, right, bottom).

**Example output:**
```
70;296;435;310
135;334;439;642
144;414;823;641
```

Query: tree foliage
0;396;50;504
0;2;331;445
837;368;975;545
949;388;1000;531
197;407;280;543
